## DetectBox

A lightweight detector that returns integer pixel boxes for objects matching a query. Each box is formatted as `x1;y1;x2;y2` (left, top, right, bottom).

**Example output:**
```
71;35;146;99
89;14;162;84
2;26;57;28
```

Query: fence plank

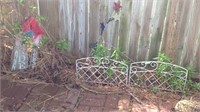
118;0;133;56
179;0;195;65
105;0;116;50
188;0;200;68
77;0;86;56
164;0;179;60
175;0;191;64
136;0;153;61
128;0;144;61
40;0;59;39
148;0;169;60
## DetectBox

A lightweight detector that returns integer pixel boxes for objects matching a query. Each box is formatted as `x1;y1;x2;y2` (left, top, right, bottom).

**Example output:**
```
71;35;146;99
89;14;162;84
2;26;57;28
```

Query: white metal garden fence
76;58;188;92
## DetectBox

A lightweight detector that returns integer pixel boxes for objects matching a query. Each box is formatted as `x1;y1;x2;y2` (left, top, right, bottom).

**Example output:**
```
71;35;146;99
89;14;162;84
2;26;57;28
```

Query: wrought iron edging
129;61;188;92
76;57;129;86
76;58;188;92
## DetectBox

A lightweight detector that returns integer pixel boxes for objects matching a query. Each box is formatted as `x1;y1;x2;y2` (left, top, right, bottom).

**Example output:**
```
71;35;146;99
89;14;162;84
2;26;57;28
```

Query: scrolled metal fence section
76;57;129;86
76;58;188;92
129;61;188;92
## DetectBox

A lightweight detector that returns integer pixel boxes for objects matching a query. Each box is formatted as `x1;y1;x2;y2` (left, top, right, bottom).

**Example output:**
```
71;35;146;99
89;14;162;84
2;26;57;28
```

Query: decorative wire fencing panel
76;57;129;86
129;61;188;92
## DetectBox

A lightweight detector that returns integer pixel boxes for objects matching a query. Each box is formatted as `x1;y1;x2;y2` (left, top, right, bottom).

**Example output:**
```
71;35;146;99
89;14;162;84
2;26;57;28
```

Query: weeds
91;43;128;78
55;39;69;51
154;53;200;93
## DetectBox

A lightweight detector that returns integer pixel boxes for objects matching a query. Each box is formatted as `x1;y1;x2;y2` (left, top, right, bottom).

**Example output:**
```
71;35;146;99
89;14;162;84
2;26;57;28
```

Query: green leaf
106;67;113;78
37;16;46;22
18;0;25;6
56;38;69;51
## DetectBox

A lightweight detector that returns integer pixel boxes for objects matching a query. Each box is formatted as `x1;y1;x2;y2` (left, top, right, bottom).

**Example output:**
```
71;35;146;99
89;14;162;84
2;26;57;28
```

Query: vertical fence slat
179;0;195;65
88;0;100;54
188;0;200;68
147;0;168;60
135;0;147;61
174;0;191;64
85;0;90;55
105;0;115;50
164;0;179;60
118;0;133;56
128;0;144;61
77;0;87;57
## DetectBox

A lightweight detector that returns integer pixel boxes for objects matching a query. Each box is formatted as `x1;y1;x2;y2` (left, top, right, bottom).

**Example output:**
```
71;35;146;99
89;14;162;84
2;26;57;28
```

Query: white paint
11;50;18;70
11;37;28;70
19;51;27;69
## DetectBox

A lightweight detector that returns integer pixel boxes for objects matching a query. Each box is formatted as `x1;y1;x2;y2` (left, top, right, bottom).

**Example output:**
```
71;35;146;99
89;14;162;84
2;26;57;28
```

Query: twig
77;82;124;95
36;91;66;106
125;89;145;105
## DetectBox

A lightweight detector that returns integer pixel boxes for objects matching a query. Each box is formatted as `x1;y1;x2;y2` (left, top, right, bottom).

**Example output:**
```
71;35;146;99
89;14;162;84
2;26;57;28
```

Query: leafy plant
154;53;185;91
186;67;196;78
39;36;48;48
184;67;200;93
192;82;200;91
154;53;172;80
10;23;22;34
154;53;171;62
153;53;200;93
91;43;129;79
36;15;46;22
29;5;37;13
22;36;33;48
150;86;158;94
56;38;69;51
92;43;108;58
106;67;113;78
111;48;122;60
18;0;25;6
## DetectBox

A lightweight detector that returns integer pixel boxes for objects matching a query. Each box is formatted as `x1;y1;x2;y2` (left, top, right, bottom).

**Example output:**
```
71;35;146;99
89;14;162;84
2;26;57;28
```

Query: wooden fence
1;0;200;72
39;0;200;72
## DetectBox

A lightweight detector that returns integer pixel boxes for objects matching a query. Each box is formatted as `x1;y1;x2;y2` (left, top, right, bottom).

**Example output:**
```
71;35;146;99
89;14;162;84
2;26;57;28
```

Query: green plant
154;53;172;76
184;67;200;93
111;48;122;60
106;67;113;78
154;53;171;62
39;36;48;48
29;5;37;13
192;82;200;91
56;38;69;51
186;67;196;78
22;36;33;47
154;53;187;92
150;86;158;94
153;53;200;93
91;43;129;78
92;43;109;65
92;43;108;58
36;15;46;22
10;23;22;34
18;0;25;6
